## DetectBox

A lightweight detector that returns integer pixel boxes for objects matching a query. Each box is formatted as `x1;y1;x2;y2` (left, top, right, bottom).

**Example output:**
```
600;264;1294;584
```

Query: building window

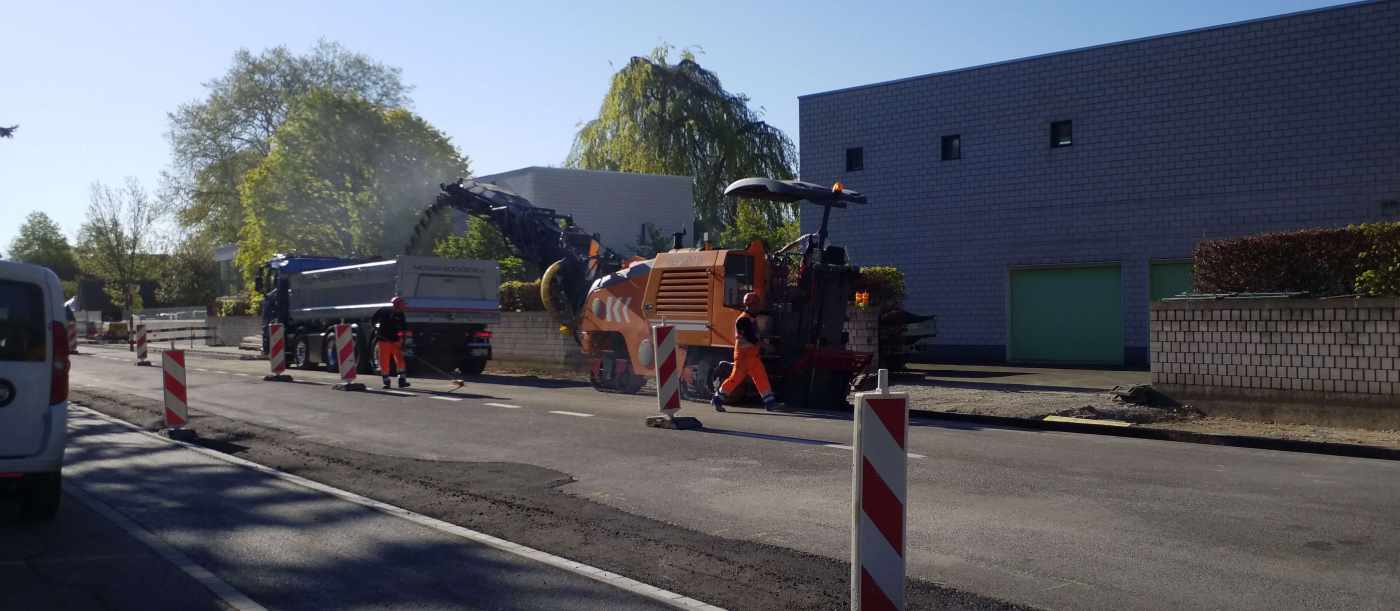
845;147;864;172
1050;120;1072;148
941;135;961;161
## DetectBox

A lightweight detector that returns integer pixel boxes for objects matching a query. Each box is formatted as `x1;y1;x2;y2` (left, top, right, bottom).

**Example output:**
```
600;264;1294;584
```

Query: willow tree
567;46;796;240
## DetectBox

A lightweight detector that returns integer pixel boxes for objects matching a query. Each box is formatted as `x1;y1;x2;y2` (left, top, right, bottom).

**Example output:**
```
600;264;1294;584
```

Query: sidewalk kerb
72;404;725;611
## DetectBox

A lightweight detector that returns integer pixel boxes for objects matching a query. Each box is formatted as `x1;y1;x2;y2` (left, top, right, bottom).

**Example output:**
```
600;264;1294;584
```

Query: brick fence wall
1151;297;1400;429
490;311;584;369
845;306;880;372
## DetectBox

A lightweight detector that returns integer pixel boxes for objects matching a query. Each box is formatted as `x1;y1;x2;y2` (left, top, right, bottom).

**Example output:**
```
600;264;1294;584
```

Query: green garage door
1150;262;1194;301
1010;265;1123;365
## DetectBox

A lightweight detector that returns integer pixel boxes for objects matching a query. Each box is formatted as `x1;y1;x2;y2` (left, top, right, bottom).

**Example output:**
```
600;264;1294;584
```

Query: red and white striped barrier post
851;369;908;610
263;322;293;382
331;323;365;391
161;349;196;440
134;324;152;366
645;325;701;430
66;320;80;355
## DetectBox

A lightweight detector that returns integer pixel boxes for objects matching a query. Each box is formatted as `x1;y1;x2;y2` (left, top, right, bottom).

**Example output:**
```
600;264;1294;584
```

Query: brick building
798;0;1400;366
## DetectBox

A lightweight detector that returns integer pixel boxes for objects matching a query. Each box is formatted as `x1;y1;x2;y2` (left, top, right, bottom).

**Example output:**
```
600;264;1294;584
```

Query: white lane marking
64;484;268;611
549;410;594;418
194;368;209;372
483;402;522;409
381;390;416;397
73;406;720;611
232;373;250;377
428;396;462;402
212;371;229;375
825;443;925;460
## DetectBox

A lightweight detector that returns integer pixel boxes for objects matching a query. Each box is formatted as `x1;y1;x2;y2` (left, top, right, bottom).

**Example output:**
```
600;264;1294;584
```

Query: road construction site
59;343;1400;610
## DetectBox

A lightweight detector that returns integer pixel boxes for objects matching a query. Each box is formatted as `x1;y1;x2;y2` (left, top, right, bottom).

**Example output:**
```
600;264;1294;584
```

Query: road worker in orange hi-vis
713;291;778;412
373;296;410;389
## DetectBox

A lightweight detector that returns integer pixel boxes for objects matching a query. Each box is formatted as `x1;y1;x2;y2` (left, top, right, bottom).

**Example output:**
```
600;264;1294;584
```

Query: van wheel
21;472;61;522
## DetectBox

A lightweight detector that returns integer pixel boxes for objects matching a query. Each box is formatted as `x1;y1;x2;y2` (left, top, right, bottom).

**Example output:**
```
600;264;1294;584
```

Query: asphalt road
70;345;1400;610
30;408;678;610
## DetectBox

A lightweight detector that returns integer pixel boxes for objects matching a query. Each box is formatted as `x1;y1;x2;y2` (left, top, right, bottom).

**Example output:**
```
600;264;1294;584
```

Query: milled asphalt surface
70;344;1400;610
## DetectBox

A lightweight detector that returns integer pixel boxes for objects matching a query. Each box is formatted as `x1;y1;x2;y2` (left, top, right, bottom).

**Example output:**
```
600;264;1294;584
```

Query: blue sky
0;0;1354;252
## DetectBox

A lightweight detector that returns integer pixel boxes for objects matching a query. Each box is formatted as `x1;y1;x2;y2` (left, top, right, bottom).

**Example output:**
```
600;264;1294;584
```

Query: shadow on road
62;418;658;610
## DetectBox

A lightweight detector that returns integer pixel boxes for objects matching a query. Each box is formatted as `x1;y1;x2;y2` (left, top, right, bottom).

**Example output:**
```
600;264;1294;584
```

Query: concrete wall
206;316;262;347
1152;298;1400;429
489;311;584;370
799;0;1400;365
478;167;694;256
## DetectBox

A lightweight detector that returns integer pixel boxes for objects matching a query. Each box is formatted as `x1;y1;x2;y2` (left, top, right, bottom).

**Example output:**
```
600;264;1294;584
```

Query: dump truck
255;255;500;376
404;177;900;409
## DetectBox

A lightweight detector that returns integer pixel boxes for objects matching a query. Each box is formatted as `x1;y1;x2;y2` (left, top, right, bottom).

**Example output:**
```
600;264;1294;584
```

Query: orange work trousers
719;345;773;399
377;340;406;376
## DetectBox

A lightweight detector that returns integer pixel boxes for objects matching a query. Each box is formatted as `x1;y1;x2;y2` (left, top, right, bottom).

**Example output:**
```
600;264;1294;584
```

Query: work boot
711;394;726;412
382;377;391;389
398;377;410;389
763;395;778;412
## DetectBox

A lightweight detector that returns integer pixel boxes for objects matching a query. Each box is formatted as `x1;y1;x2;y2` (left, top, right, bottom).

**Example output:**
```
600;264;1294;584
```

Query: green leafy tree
236;90;469;295
434;219;532;282
75;179;166;313
166;40;411;245
720;200;798;251
568;45;797;235
156;237;221;308
9;211;79;280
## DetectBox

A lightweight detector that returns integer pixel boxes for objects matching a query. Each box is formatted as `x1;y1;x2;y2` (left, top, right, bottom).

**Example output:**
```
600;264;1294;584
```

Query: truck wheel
459;359;487;376
21;472;61;522
293;337;311;369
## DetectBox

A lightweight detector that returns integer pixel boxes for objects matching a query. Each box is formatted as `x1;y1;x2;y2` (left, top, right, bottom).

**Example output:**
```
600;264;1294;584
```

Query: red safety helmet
742;292;761;309
391;296;406;311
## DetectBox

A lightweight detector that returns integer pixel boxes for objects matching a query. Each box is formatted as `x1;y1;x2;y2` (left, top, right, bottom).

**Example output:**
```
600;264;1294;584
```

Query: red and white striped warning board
268;323;287;375
334;323;357;382
162;349;189;429
135;324;150;365
652;325;679;416
851;370;909;610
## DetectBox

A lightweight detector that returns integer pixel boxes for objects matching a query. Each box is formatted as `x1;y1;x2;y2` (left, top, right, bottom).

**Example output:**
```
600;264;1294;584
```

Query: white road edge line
380;390;416;397
72;405;721;611
549;410;594;418
428;396;462;402
483;402;522;409
63;483;268;611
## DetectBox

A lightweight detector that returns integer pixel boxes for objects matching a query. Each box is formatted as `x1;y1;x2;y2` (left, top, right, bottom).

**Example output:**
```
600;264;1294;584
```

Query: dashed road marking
232;373;249;377
428;396;462;402
194;368;209;372
825;443;925;460
484;402;522;409
381;390;416;397
549;410;594;418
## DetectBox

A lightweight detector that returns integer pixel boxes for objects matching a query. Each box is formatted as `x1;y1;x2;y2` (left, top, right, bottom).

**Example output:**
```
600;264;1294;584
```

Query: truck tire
21;471;61;522
293;337;311;369
459;359;487;376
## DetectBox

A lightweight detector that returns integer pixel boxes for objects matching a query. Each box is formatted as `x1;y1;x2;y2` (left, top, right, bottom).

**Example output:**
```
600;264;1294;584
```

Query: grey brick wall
479;167;694;256
799;0;1400;365
489;311;584;369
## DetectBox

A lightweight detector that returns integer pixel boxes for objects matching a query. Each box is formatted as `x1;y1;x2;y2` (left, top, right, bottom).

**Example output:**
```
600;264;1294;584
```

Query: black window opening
723;254;755;308
845;147;864;172
1051;120;1072;148
941;134;961;161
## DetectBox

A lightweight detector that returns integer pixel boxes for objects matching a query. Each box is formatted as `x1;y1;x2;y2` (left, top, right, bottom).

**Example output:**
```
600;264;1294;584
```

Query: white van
0;261;68;520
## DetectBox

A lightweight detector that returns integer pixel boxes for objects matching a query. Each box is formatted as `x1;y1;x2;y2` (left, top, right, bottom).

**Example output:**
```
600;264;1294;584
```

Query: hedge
853;266;906;312
1193;222;1400;297
499;280;544;311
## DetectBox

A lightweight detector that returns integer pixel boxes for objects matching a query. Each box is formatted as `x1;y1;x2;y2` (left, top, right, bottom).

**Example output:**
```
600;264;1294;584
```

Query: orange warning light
832;181;844;193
